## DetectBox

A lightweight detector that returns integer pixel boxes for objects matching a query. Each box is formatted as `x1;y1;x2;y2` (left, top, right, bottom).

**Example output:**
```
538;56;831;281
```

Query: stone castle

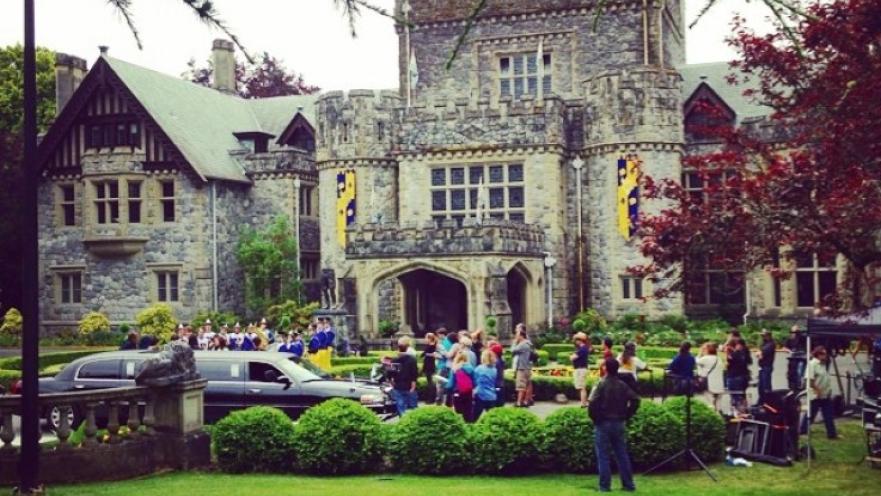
37;0;829;338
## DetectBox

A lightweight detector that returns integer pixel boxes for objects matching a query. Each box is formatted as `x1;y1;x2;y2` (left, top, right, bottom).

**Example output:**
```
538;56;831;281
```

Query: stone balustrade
0;380;210;485
345;219;547;258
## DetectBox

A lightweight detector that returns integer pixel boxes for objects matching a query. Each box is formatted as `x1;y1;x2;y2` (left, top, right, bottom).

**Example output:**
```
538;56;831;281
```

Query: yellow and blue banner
617;155;640;240
336;169;356;246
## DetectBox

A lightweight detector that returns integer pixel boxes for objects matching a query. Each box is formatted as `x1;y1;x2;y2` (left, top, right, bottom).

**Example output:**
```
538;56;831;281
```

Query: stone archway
399;269;468;336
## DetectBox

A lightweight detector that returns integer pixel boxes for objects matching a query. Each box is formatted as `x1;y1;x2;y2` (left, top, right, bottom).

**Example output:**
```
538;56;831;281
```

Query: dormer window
234;131;274;154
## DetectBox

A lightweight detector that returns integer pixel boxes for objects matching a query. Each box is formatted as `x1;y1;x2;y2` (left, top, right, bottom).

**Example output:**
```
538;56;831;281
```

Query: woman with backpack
473;350;499;420
696;342;724;411
446;351;476;422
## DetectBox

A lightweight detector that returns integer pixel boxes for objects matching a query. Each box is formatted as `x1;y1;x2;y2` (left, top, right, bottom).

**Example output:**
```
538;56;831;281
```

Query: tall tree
184;51;320;98
237;215;302;316
636;0;881;314
0;45;55;313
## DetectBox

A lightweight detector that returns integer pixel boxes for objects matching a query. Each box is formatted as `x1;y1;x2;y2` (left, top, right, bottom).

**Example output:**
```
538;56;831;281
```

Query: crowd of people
119;317;342;369
385;323;536;422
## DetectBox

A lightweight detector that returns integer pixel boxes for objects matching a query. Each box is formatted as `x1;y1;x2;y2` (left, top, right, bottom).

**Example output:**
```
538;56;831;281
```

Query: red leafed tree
184;51;319;98
637;0;881;314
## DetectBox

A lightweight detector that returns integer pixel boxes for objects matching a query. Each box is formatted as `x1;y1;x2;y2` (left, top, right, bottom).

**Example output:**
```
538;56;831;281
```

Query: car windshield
287;356;331;380
277;356;324;382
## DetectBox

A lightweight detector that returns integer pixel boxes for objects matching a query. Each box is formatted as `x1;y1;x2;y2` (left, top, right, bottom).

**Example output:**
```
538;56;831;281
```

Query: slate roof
679;62;772;122
105;55;317;183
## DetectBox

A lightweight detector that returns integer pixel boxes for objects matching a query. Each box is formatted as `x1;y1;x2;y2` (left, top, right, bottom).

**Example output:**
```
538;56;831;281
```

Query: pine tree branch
445;0;489;70
106;0;143;49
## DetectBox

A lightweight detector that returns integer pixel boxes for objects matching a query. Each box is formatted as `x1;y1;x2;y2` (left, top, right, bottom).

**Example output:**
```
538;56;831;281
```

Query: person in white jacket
696;342;725;412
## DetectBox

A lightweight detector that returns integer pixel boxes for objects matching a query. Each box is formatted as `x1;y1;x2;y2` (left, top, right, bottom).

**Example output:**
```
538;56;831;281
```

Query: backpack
455;368;474;394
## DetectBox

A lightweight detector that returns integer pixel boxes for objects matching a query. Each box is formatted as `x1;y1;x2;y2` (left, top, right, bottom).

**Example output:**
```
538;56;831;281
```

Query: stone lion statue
135;342;200;387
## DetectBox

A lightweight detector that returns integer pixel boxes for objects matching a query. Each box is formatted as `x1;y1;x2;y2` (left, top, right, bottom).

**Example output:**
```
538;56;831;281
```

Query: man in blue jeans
799;346;839;439
756;330;776;405
390;336;419;416
589;358;641;492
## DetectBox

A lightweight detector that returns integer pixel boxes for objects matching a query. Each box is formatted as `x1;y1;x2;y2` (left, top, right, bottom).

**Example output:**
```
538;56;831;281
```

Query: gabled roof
275;112;315;146
679;62;771;122
45;55;320;184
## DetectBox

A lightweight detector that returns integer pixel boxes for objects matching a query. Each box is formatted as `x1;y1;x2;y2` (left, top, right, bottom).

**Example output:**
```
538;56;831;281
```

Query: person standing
471;329;485;357
588;358;640;493
696;342;724;411
290;332;305;358
446;351;475;422
800;346;839;439
421;333;439;403
390;337;419;417
120;331;139;350
667;341;696;396
599;336;614;377
490;342;506;407
756;330;776;405
325;320;337;368
511;324;533;408
570;332;591;407
473;350;499;420
783;326;807;391
726;339;752;414
617;342;649;391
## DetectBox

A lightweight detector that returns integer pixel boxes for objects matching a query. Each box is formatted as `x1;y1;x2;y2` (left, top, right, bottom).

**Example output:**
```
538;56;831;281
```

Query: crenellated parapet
345;219;547;259
316;89;401;162
397;94;572;153
583;67;683;146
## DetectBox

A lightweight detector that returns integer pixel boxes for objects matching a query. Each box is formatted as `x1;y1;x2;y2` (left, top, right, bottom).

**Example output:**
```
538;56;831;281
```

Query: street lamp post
20;0;42;492
544;253;557;330
571;156;585;311
294;177;302;304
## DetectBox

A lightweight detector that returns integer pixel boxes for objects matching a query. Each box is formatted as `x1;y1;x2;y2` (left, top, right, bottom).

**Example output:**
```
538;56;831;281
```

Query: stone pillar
151;379;207;435
485;264;513;340
55;53;87;116
211;39;236;94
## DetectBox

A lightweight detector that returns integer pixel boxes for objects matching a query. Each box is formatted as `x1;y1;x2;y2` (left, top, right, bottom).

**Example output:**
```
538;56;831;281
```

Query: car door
196;359;245;424
245;360;302;419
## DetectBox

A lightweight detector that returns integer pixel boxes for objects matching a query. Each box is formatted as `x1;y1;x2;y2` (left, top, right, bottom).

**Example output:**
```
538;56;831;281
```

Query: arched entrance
507;265;529;326
398;269;468;336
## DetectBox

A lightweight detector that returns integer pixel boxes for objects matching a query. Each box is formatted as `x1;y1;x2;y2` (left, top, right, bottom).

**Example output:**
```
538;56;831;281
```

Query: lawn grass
22;421;880;496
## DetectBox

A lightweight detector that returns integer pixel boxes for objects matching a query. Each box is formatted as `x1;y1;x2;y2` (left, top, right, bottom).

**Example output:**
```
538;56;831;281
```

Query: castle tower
582;66;685;317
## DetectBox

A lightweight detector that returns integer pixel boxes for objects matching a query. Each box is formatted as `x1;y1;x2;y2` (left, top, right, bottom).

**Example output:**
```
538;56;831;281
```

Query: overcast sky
0;0;773;90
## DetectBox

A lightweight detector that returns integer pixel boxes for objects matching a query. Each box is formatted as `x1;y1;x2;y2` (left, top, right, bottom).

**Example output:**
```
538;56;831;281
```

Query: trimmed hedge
661;396;726;463
212;406;296;473
387;406;469;474
541;344;679;363
293;398;384;475
626;401;685;468
0;349;110;389
542;406;596;473
469;407;544;474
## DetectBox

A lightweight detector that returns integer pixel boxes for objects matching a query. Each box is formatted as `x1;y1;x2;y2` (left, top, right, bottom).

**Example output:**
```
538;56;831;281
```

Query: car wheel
46;406;79;433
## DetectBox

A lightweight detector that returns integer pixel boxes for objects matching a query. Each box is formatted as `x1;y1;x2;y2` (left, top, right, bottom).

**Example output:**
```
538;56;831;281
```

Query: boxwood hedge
293;398;384;475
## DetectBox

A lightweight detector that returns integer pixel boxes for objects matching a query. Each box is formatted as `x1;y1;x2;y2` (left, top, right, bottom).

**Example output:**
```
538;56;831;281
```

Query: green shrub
332;356;383;367
387;406;469;474
0;308;23;341
626;401;684;468
378;320;400;338
266;300;320;330
572;308;607;335
661;397;726;463
78;311;111;335
135;303;177;343
469;407;544;474
212;406;296;473
328;364;375;378
542;407;596;472
293;399;384;475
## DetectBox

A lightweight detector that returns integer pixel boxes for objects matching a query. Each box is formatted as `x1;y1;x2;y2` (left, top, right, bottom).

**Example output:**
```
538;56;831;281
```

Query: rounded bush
469;406;544;474
626;401;684;468
293;398;384;475
661;396;726;462
387;406;469;474
542;407;595;472
212;406;296;473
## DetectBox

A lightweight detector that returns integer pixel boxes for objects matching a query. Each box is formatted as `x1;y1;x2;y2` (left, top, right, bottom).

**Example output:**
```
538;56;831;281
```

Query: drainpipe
571;156;585;311
742;279;751;325
211;182;218;312
642;0;650;65
294;177;302;304
544;252;557;329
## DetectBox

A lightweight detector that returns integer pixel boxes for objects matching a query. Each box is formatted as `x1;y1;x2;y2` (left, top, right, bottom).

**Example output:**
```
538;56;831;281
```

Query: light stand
644;374;718;481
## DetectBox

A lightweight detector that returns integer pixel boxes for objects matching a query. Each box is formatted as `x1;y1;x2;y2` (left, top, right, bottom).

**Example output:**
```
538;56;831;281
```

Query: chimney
211;39;237;94
55;53;88;116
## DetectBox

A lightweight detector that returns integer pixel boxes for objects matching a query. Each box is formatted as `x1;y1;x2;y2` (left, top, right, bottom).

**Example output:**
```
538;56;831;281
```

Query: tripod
644;374;718;481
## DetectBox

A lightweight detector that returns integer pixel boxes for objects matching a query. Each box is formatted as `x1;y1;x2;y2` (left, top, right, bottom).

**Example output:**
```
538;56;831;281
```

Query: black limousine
37;350;394;430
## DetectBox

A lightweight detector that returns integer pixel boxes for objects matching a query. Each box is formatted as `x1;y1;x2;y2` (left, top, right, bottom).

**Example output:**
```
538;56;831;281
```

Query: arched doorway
398;269;468;336
507;265;529;326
